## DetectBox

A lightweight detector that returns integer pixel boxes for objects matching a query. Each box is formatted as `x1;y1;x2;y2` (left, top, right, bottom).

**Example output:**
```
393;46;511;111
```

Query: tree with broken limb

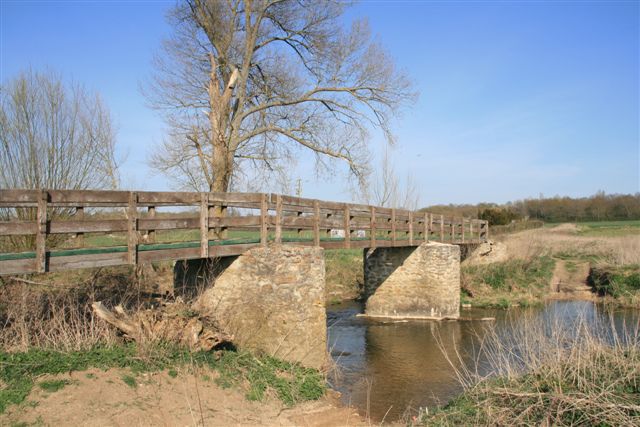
144;0;417;194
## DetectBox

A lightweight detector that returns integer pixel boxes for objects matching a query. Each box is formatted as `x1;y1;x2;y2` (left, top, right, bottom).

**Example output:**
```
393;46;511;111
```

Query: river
326;300;639;422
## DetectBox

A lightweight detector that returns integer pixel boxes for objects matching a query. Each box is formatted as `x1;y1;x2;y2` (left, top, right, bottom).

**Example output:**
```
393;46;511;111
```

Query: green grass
461;256;556;308
575;220;640;237
37;379;71;393
589;264;640;300
0;343;325;414
465;256;555;291
121;374;137;388
324;248;363;301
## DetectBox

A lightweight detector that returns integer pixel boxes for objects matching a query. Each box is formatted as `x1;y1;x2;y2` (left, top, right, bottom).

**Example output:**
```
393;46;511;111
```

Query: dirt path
1;368;367;427
548;259;595;300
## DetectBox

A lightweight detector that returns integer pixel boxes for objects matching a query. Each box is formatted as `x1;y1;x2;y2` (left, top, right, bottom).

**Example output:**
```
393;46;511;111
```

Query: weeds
589;265;640;306
0;268;151;352
324;249;363;301
37;379;70;393
461;256;555;307
121;374;136;389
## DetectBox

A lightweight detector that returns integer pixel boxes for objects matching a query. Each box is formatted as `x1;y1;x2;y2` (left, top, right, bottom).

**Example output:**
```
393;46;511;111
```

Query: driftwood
92;300;233;352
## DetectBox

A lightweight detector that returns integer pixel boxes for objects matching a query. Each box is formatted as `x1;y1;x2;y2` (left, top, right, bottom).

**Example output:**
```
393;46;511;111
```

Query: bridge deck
0;190;488;275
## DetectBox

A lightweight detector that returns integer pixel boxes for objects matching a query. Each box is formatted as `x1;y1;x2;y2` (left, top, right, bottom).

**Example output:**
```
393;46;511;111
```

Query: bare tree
0;69;119;248
145;0;416;193
369;147;420;210
0;69;119;191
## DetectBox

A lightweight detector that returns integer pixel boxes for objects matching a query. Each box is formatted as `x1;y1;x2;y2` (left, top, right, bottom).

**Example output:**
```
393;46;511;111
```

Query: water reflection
327;300;639;422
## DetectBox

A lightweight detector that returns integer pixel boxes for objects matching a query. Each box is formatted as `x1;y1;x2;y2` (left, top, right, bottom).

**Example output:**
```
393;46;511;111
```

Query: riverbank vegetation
421;314;640;426
461;256;555;308
461;221;640;309
325;249;364;303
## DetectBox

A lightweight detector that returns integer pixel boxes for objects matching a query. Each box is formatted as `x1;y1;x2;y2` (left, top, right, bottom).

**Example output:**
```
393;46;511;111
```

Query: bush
479;208;521;226
589;265;640;298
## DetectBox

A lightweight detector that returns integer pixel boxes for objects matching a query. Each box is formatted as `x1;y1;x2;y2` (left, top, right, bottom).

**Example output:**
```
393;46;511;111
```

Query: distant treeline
421;192;640;225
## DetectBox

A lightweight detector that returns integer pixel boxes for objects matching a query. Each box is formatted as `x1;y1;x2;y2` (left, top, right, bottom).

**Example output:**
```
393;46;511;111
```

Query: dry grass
499;225;640;266
0;267;156;351
426;312;640;426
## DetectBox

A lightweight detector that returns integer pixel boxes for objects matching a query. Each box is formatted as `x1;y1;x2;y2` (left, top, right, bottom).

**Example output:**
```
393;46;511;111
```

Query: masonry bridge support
363;242;461;320
183;241;464;369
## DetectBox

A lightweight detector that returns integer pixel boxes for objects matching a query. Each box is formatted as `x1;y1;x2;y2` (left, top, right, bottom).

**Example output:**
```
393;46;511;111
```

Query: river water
326;300;639;422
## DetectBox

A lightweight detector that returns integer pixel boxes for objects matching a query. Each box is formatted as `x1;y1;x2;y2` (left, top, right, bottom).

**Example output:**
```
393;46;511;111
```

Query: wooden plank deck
0;189;489;275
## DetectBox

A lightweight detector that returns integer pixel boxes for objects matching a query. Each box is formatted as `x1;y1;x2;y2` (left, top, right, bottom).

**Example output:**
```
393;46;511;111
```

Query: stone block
194;245;327;369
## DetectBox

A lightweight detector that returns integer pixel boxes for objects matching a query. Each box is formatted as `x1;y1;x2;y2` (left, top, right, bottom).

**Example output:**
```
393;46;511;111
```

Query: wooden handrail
0;189;489;275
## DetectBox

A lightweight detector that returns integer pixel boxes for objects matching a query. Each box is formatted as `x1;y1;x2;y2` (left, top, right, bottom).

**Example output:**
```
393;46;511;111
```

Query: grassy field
543;219;640;236
574;219;640;237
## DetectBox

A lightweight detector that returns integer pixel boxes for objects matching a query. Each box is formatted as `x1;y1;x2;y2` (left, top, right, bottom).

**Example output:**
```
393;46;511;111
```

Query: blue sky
1;0;638;206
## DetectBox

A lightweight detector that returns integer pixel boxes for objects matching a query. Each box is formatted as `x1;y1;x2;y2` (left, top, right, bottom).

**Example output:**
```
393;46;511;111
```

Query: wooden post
408;211;414;245
325;213;332;239
75;206;84;247
461;218;465;243
275;194;283;243
469;220;474;243
260;193;268;246
428;213;433;242
370;206;376;248
200;193;209;258
343;204;350;249
208;200;216;240
422;212;427;243
485;220;490;240
391;208;397;246
450;219;455;243
313;200;320;246
35;190;47;273
147;206;156;243
295;211;303;239
127;192;138;265
440;214;444;242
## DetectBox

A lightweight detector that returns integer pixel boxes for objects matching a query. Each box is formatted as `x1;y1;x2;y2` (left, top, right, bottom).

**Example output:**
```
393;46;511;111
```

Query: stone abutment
363;242;461;319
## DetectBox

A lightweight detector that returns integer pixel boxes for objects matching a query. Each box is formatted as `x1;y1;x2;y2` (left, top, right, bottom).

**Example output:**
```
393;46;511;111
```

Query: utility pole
296;178;302;197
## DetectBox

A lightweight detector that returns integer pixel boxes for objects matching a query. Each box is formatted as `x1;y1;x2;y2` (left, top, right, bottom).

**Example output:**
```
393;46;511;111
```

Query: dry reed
0;268;152;351
429;310;640;425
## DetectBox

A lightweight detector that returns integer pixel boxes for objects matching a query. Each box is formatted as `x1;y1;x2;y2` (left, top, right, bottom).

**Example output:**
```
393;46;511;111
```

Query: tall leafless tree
0;69;119;248
145;0;416;193
369;147;420;210
0;69;119;191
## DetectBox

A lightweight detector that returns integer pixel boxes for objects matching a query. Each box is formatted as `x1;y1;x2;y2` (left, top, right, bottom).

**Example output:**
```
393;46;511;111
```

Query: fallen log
92;300;233;352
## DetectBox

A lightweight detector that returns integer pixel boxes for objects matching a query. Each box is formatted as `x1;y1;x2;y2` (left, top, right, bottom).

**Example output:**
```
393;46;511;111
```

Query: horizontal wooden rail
0;189;488;275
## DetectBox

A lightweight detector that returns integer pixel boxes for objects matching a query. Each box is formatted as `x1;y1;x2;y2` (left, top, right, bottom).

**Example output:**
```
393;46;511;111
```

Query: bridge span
0;189;488;275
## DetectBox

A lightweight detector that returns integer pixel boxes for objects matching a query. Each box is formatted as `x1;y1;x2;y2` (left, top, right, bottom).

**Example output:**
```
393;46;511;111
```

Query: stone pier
363;242;460;319
194;245;327;369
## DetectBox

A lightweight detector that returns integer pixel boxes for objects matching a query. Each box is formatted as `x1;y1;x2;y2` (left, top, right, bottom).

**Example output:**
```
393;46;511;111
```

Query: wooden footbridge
0;189;488;275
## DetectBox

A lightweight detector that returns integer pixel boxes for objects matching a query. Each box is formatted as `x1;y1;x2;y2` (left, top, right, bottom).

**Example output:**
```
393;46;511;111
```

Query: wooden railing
0;189;488;275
